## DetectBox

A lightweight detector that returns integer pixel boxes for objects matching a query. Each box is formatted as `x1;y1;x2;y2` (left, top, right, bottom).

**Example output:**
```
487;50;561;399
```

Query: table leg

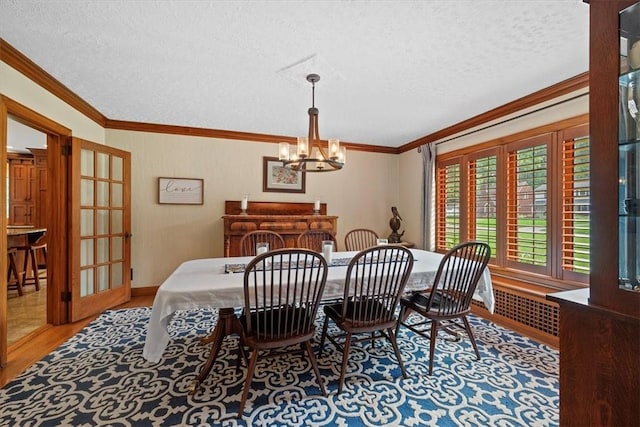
189;307;245;395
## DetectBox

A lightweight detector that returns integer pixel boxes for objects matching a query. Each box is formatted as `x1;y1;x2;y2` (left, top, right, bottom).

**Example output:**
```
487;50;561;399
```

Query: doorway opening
6;116;48;347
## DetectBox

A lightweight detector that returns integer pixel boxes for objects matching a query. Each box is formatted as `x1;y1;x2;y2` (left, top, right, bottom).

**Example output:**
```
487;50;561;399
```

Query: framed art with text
158;177;204;204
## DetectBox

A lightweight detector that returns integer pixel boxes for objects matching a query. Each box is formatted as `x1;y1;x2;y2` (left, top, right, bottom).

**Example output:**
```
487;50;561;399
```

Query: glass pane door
72;138;130;321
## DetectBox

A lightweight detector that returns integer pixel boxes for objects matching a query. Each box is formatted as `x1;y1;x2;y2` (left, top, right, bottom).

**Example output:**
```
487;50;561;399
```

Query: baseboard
131;286;159;297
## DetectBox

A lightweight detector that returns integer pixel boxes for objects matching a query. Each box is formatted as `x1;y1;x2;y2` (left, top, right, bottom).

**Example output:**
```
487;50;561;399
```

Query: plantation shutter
468;151;498;258
560;126;590;280
506;135;551;275
436;161;461;251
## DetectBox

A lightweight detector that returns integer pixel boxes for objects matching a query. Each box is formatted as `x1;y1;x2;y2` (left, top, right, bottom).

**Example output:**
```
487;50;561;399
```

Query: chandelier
278;74;346;172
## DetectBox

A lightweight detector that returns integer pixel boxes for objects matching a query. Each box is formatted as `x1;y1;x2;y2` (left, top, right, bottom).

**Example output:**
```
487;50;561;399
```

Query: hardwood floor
1;295;155;388
7;280;47;346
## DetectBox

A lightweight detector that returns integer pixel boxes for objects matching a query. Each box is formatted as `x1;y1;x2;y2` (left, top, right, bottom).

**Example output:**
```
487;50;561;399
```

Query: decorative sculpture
388;206;405;243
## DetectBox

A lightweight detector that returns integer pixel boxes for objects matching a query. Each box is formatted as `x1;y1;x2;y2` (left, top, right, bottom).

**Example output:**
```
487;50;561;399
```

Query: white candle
314;199;320;211
322;241;333;263
241;195;248;210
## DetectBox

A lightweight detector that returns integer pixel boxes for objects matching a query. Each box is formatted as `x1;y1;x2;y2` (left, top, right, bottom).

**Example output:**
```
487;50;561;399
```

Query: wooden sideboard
222;201;338;257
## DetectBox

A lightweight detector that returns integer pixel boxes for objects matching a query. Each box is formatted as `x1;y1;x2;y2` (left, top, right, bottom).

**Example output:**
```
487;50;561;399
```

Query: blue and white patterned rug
0;307;558;426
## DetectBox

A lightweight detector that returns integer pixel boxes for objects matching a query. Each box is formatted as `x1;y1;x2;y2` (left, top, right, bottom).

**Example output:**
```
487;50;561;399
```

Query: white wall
106;130;400;286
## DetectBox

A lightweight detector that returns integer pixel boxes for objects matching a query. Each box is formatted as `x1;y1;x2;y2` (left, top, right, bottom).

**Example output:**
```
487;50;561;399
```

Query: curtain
421;143;436;251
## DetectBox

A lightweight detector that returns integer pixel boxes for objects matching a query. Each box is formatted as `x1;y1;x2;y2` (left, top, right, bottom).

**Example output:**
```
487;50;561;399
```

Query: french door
70;138;131;321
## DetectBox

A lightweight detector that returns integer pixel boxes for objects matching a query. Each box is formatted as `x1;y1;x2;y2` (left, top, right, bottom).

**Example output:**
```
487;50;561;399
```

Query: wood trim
436;113;589;161
131;286;158;297
105;119;398;154
1;95;72;136
1;96;72;368
400;72;589;153
0;95;7;366
0;39;106;127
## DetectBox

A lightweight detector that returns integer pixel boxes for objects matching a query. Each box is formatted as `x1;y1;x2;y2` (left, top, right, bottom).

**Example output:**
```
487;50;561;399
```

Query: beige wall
106;130;400;286
2;57;589;288
0;62;105;142
1;58;400;289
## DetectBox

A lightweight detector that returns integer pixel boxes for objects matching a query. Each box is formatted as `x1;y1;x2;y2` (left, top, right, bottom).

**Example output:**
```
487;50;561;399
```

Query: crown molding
104;119;399;154
398;72;590;153
0;38;107;126
1;38;587;155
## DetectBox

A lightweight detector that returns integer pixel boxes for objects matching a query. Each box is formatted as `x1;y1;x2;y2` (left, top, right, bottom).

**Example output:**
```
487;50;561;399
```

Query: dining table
143;248;494;371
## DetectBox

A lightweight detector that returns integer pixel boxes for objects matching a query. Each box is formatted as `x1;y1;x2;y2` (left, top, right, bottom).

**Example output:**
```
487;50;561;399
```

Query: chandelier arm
314;118;330;161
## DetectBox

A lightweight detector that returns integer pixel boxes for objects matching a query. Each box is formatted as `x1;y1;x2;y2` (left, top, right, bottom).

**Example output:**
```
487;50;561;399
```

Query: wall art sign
158;177;204;205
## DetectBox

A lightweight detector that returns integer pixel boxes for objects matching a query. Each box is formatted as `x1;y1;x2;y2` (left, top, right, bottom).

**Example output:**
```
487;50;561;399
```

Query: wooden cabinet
548;2;640;425
8;155;36;225
30;148;48;229
222;201;338;257
7;150;47;227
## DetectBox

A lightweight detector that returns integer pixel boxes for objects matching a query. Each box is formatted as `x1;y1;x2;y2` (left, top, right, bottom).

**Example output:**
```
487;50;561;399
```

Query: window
560;131;590;281
436;122;590;286
468;151;498;256
506;135;550;274
436;161;461;249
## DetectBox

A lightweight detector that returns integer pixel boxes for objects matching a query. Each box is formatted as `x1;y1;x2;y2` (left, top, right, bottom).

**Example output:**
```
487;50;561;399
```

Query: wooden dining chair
396;241;491;375
344;228;379;251
239;230;285;256
296;229;338;252
319;245;414;393
237;248;329;417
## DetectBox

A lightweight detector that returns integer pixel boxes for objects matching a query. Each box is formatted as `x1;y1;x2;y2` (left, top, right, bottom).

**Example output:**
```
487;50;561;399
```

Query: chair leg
304;340;327;397
29;248;40;291
387;327;407;379
337;332;353;394
7;250;23;296
318;316;329;357
462;316;481;360
237;349;259;418
395;305;407;337
428;320;438;375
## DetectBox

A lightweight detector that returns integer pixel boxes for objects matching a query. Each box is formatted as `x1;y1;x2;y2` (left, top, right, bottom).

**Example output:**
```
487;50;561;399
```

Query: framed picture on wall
158;177;204;204
262;157;306;193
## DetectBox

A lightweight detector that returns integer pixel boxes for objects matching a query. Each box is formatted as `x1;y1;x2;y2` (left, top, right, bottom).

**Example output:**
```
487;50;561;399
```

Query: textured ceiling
0;0;590;148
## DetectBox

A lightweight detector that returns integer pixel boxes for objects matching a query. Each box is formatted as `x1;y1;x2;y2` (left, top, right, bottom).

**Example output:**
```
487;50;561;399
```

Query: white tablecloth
142;249;493;363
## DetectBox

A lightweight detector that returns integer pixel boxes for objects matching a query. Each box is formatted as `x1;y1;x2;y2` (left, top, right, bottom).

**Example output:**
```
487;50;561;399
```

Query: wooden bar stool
7;247;24;296
16;235;47;291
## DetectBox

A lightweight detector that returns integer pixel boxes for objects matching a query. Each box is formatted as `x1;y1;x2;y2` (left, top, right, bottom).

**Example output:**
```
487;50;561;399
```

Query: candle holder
240;208;248;215
313;208;320;215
